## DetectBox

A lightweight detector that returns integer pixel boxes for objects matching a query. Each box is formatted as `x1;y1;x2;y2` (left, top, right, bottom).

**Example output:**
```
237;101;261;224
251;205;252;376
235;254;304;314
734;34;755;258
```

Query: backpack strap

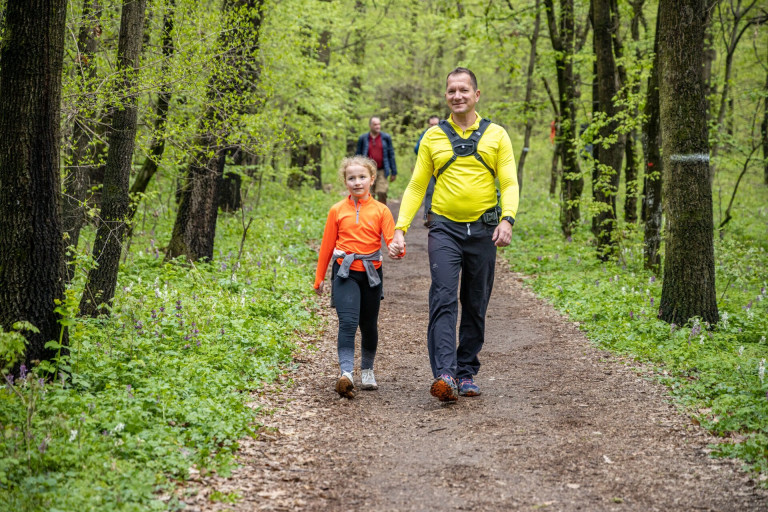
435;118;495;180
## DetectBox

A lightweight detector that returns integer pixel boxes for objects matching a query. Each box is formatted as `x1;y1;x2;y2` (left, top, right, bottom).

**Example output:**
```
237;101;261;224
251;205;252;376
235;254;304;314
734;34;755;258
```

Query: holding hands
388;230;406;259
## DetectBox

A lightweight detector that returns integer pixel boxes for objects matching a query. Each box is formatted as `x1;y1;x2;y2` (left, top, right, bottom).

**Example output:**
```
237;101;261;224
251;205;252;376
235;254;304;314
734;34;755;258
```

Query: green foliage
502;144;768;479
0;183;332;511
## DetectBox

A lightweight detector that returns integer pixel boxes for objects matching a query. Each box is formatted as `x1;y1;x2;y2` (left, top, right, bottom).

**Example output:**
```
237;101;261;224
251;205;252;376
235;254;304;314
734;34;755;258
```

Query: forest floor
185;201;768;511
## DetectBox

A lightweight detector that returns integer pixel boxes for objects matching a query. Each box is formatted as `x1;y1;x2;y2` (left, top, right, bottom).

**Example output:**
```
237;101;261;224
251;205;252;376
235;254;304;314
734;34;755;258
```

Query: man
415;115;441;224
388;67;519;402
356;116;397;204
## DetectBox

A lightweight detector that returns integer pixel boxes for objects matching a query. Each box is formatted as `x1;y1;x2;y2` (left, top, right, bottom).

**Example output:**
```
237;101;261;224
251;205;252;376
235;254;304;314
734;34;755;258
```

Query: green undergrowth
501;184;768;480
0;182;334;511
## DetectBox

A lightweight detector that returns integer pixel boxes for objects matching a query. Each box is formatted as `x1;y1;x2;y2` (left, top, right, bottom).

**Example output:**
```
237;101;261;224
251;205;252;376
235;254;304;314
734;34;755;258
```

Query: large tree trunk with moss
0;0;68;367
592;0;624;260
544;0;584;238
658;0;718;326
79;0;147;317
641;14;663;272
166;0;265;262
61;0;102;269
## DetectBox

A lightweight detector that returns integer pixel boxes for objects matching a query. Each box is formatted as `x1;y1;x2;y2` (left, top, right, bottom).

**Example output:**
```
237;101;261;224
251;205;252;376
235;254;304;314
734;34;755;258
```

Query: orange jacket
314;195;395;289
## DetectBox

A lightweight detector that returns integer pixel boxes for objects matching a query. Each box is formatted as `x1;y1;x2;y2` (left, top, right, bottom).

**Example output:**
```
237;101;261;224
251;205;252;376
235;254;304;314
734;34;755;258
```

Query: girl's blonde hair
338;156;377;183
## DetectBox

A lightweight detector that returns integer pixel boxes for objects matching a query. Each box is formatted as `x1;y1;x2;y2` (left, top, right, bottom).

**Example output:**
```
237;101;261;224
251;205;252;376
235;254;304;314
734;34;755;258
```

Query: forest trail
188;201;767;511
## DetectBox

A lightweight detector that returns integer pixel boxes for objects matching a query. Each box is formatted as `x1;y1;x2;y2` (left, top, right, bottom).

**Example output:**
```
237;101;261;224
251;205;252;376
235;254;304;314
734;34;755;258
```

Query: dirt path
188;201;767;511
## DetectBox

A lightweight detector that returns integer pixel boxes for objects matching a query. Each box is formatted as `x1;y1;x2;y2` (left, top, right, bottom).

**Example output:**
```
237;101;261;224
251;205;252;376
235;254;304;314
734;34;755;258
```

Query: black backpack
435;118;494;180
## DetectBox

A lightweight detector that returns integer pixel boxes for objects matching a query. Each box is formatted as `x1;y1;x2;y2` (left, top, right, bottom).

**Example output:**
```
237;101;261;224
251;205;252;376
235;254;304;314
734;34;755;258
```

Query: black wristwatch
501;216;515;227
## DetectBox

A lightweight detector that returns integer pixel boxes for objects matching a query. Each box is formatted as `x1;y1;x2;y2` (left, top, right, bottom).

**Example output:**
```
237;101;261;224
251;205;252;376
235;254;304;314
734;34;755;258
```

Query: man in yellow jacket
388;67;519;402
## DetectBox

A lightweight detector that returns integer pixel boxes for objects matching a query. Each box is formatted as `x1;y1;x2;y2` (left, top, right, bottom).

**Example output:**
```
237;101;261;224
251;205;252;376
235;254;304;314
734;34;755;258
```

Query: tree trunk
0;0;68;367
592;0;624;260
128;0;175;222
166;0;265;262
516;0;542;197
219;171;242;212
79;0;147;317
61;0;102;269
658;0;718;325
641;14;663;272
545;0;584;238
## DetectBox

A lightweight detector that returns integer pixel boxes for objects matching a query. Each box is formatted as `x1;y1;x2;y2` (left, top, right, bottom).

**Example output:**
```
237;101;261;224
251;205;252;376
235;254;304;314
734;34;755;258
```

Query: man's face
428;117;440;127
445;73;479;116
369;118;381;136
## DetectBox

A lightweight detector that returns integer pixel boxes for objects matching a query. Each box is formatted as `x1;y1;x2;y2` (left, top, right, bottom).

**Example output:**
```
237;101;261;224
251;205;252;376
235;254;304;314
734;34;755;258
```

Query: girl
314;156;401;398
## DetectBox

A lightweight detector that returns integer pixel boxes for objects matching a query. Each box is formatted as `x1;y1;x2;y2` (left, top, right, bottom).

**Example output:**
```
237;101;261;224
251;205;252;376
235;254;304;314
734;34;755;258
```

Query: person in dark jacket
355;116;397;204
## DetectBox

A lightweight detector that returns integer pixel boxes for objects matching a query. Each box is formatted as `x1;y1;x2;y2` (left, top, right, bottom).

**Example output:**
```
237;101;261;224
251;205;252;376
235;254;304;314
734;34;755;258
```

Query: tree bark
165;0;265;262
0;0;68;367
515;0;542;198
658;0;718;325
61;0;102;269
544;0;584;238
641;13;663;272
80;0;147;317
592;0;624;260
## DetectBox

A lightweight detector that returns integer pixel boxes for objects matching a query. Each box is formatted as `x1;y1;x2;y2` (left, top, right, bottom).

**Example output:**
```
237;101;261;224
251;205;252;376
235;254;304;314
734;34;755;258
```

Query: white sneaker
335;371;355;398
360;369;378;390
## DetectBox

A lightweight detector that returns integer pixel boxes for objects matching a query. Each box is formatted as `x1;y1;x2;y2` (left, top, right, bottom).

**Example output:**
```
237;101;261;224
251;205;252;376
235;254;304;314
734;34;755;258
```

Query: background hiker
355;116;398;205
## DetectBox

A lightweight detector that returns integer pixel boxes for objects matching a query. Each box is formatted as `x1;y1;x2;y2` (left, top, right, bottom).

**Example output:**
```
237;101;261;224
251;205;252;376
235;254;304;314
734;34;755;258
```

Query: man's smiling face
445;73;479;116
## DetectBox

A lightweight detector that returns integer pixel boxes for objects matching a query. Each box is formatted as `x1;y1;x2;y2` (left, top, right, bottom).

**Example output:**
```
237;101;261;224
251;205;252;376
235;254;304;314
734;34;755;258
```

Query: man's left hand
389;174;397;182
492;219;513;247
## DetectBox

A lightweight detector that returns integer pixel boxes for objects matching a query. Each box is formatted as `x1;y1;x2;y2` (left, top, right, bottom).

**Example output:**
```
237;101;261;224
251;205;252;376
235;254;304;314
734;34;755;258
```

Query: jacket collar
448;111;481;133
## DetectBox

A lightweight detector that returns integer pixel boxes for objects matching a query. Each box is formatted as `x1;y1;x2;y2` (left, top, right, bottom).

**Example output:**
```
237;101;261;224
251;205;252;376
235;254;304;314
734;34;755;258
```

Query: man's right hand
388;230;406;259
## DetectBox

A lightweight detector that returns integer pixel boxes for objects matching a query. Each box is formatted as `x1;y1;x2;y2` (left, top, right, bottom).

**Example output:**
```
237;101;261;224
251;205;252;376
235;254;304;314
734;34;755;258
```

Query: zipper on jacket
467;223;471;236
356;202;361;224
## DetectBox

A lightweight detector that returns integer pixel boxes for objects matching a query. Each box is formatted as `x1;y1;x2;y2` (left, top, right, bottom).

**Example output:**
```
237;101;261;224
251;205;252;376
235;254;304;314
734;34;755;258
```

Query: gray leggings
332;261;383;374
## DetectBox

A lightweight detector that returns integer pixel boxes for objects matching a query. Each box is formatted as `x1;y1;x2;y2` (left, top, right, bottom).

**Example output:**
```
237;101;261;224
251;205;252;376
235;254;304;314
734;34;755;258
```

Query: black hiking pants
332;261;383;375
426;219;496;380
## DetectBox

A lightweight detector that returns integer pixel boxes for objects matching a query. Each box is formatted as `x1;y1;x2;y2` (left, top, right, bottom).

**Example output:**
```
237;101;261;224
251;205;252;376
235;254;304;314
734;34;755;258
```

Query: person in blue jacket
356;116;397;205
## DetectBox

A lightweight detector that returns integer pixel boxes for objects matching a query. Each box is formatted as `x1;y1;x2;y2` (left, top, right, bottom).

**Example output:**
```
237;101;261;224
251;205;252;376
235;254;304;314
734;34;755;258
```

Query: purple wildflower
19;364;27;380
629;311;634;320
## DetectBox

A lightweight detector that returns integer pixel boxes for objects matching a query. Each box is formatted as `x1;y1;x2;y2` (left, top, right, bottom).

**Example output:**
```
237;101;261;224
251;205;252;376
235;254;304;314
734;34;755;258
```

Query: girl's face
345;164;374;200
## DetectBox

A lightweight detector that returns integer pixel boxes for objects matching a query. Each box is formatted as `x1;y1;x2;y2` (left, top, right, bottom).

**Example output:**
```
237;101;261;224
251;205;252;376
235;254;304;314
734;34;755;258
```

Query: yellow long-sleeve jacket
395;112;519;233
